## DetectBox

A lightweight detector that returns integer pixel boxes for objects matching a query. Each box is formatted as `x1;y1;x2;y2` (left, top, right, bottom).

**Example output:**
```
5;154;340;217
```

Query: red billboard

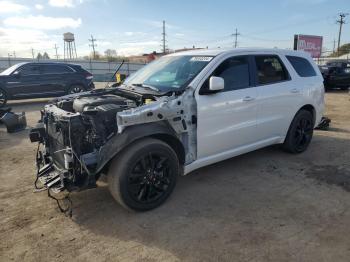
293;35;323;58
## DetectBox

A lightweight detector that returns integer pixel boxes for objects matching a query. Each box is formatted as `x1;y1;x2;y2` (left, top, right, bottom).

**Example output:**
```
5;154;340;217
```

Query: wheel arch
283;104;316;143
97;121;186;176
298;104;316;125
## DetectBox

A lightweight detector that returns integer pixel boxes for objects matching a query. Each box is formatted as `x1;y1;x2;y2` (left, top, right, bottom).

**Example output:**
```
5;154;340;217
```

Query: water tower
63;32;77;59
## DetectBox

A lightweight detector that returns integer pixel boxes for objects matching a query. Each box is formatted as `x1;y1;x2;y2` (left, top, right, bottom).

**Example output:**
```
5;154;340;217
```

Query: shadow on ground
67;134;350;261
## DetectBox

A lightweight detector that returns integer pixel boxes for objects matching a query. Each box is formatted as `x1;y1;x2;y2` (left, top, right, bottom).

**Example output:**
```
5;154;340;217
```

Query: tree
104;49;117;61
43;52;50;59
91;51;101;60
36;53;43;60
104;49;117;57
329;43;350;57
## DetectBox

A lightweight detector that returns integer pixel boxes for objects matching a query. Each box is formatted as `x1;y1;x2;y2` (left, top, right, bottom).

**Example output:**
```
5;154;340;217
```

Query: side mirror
13;71;21;78
209;76;224;92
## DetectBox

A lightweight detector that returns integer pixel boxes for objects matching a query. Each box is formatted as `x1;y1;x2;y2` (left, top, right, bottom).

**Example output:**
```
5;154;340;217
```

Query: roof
18;62;81;66
167;48;311;58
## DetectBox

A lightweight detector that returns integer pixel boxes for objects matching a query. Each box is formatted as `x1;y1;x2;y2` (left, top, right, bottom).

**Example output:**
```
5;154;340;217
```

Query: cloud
48;0;83;8
0;1;29;14
120;41;159;47
133;19;179;30
116;47;148;56
96;40;112;47
4;15;82;30
35;4;44;10
0;27;58;56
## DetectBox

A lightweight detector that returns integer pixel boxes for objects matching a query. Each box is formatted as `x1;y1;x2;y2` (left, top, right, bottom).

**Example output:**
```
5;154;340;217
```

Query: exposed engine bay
30;87;196;207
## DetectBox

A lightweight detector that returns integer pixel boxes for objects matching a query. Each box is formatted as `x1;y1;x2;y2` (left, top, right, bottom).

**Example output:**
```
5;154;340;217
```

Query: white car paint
178;48;324;175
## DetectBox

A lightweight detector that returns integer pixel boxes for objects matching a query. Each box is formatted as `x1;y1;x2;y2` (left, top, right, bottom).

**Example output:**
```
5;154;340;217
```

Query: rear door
6;64;42;98
39;64;74;95
252;54;298;141
332;67;350;87
196;55;258;159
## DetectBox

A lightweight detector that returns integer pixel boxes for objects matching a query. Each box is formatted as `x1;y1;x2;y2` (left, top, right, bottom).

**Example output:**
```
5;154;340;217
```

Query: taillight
85;73;93;80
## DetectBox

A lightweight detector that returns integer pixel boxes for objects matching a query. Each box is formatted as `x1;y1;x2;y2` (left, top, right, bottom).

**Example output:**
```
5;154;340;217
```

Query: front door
196;55;258;159
6;64;42;98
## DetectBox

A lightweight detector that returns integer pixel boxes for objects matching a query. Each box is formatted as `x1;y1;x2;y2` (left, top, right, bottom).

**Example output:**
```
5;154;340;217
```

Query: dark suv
319;60;350;91
0;62;94;106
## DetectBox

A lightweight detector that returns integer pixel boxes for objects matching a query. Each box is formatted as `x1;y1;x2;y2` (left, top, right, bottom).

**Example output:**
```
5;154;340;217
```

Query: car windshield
123;55;213;92
0;63;23;75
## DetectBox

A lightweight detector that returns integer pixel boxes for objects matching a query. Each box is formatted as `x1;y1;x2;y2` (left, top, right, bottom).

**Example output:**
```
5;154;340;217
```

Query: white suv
31;48;324;212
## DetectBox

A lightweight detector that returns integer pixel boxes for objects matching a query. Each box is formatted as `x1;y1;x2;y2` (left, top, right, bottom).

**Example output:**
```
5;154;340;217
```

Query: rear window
42;65;73;74
286;56;316;77
254;55;290;85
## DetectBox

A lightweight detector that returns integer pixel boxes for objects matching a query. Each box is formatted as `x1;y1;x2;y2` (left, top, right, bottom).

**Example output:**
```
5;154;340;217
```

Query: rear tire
283;110;314;154
108;138;179;211
68;84;84;94
0;88;7;107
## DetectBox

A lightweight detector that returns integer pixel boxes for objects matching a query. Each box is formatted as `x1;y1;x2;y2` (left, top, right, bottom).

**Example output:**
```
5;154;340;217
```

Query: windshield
0;63;23;75
123;55;213;92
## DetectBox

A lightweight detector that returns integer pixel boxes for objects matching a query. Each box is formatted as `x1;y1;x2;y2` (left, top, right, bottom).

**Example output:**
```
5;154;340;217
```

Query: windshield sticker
190;56;213;62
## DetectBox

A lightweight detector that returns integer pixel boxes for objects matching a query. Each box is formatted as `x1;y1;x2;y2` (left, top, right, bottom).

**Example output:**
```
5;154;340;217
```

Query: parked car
30;48;324;212
0;62;94;107
323;66;350;91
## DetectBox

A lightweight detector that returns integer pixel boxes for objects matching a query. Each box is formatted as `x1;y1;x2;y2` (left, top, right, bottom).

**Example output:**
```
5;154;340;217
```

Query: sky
0;0;349;58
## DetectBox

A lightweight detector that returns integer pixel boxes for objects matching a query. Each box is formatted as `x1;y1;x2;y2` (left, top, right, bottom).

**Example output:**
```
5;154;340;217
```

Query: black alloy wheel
283;109;314;153
127;152;171;204
69;85;84;94
0;89;7;107
108;138;179;211
294;117;313;152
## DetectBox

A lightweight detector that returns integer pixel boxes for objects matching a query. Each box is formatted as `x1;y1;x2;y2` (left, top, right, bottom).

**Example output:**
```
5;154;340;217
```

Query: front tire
108;138;179;211
0;88;7;107
283;110;314;153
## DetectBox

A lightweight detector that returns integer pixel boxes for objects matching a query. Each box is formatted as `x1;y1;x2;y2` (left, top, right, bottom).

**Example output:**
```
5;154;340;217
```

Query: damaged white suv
30;48;324;212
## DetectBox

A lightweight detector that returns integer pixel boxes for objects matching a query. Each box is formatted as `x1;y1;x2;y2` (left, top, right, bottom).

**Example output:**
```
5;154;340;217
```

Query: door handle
290;88;300;93
242;96;255;102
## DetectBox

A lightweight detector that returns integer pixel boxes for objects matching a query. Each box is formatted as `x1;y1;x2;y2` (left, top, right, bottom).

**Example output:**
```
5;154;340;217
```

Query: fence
314;57;350;65
0;57;146;81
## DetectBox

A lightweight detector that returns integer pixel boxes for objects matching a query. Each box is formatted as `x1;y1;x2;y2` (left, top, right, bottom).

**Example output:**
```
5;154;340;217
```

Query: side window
200;56;250;94
254;55;289;85
42;65;73;74
286;56;316;77
18;65;40;75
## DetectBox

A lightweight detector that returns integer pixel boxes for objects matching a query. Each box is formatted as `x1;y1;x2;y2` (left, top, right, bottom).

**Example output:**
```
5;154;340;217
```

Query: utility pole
162;20;166;54
336;13;348;52
88;35;97;59
13;51;16;58
54;44;59;60
7;53;12;66
232;28;240;48
333;39;336;53
31;48;35;60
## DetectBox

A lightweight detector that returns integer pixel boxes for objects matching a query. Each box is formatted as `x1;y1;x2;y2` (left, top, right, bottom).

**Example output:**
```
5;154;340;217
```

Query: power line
336;13;349;51
232;28;240;48
88;34;97;59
